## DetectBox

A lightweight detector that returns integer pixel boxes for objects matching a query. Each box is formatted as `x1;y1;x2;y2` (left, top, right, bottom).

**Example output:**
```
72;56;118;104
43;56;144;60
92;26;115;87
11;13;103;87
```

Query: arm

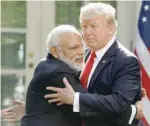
50;72;84;93
45;73;84;105
27;70;84;113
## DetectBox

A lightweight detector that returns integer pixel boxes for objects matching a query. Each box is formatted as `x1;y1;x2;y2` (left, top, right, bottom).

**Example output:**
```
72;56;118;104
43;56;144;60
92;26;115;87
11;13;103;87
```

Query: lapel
84;49;91;63
88;41;118;90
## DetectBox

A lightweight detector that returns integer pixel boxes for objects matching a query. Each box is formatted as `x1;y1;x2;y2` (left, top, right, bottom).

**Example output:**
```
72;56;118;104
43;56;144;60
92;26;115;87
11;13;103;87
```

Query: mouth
86;39;94;42
75;58;84;63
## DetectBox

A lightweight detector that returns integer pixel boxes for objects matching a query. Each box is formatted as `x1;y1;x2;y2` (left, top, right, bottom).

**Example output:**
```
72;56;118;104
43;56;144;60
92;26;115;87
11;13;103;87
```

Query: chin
76;60;83;64
87;42;96;46
87;45;97;51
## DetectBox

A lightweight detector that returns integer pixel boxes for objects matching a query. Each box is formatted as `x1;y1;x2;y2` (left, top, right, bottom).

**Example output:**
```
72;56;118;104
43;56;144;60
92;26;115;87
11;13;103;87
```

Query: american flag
135;1;150;126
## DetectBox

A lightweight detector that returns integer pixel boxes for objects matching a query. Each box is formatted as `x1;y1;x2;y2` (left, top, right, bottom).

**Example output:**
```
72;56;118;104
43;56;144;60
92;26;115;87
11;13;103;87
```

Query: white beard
59;52;84;71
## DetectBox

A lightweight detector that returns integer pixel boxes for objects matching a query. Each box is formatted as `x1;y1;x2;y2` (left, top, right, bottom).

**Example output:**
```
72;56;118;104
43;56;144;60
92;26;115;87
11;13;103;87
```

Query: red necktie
80;51;96;89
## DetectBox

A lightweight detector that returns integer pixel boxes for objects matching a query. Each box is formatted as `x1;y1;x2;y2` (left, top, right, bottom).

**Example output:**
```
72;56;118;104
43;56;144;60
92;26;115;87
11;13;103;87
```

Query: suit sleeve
79;56;141;119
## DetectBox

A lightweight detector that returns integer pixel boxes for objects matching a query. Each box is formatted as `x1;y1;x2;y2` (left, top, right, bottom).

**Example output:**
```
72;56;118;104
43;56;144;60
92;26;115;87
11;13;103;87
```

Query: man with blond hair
45;3;142;126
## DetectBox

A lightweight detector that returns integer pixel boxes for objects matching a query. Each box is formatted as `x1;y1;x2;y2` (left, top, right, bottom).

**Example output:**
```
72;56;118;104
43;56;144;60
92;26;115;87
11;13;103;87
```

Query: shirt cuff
129;105;136;124
73;92;80;112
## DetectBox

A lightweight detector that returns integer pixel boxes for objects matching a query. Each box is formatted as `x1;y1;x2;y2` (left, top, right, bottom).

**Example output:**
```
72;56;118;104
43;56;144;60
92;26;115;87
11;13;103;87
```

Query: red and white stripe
135;27;150;126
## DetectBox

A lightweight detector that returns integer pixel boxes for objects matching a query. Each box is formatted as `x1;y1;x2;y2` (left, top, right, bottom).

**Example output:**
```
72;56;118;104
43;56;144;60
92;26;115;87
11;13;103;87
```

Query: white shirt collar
95;34;116;60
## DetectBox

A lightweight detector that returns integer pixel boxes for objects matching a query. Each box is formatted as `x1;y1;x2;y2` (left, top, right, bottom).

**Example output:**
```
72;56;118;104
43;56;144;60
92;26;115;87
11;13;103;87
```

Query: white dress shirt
73;35;136;124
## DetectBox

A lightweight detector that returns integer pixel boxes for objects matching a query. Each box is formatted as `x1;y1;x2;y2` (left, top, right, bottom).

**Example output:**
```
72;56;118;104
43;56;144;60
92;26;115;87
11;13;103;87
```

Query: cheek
96;29;106;39
61;50;71;58
66;53;75;61
92;29;101;39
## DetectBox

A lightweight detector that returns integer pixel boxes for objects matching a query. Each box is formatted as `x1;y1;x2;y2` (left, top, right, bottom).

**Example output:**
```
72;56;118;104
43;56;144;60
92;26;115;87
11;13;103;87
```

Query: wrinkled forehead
80;15;106;27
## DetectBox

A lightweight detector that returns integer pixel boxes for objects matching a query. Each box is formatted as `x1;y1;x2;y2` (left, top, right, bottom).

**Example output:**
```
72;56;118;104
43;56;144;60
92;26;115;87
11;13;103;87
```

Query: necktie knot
90;51;96;60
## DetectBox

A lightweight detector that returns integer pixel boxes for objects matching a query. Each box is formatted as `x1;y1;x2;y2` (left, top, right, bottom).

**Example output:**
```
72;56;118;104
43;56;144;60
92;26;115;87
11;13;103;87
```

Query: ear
108;23;115;35
50;46;59;58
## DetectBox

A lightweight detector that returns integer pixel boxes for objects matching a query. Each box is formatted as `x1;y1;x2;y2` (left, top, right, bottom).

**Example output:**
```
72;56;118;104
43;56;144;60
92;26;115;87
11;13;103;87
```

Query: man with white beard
20;25;85;126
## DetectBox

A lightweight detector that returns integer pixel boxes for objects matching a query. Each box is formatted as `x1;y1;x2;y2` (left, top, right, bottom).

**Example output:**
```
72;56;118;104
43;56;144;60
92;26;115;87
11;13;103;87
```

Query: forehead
81;16;106;25
59;33;82;46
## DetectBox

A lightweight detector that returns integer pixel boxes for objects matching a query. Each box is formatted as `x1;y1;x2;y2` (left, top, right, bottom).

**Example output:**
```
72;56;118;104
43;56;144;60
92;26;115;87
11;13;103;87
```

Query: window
55;1;82;29
1;1;26;126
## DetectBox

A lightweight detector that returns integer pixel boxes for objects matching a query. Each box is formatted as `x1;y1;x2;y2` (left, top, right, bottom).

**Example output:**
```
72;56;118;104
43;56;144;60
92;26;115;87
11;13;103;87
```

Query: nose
77;45;85;56
83;26;92;36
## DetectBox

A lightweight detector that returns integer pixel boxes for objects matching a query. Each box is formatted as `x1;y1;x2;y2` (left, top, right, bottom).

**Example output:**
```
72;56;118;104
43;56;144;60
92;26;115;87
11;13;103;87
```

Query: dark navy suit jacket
21;54;84;126
80;41;141;126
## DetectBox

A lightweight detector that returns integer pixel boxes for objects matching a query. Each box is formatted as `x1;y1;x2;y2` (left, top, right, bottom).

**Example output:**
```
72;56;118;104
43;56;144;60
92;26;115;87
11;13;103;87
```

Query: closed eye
91;25;98;27
82;25;87;29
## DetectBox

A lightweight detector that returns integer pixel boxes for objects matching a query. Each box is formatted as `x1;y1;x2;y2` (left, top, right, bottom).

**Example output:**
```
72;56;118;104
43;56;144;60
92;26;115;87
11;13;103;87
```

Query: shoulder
115;42;139;64
112;42;140;73
34;57;77;76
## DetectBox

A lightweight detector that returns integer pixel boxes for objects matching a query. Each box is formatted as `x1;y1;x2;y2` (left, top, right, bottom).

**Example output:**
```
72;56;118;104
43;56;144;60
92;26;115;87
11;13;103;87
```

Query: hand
1;100;25;123
45;77;75;106
141;88;146;99
135;101;143;120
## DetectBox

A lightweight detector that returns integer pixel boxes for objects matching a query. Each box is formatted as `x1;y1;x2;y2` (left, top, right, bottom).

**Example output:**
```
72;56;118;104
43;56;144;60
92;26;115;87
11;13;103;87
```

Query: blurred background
1;1;149;126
